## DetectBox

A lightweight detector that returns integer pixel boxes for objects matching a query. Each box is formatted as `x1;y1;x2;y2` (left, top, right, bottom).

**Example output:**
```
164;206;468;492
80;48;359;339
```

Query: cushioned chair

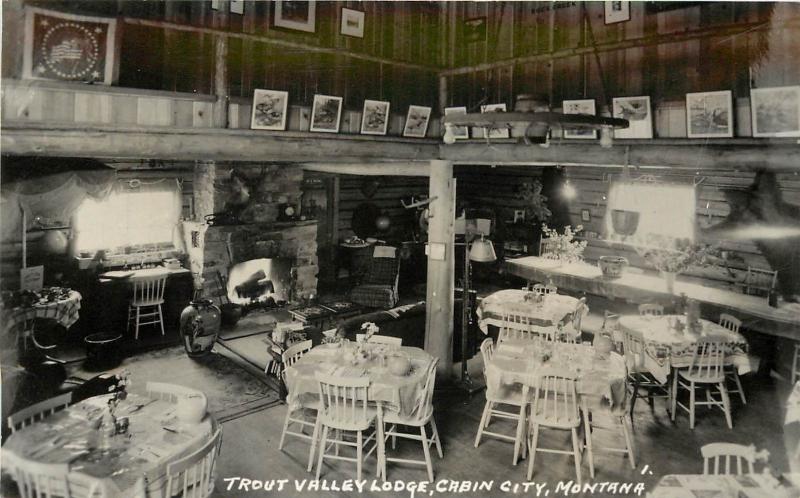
350;246;400;310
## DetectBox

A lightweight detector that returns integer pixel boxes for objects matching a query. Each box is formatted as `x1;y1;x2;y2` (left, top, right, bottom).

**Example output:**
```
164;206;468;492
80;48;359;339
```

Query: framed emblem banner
23;7;117;85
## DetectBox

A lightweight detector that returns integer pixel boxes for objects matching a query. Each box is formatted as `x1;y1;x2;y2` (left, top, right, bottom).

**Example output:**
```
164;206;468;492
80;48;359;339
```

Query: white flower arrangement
359;322;379;342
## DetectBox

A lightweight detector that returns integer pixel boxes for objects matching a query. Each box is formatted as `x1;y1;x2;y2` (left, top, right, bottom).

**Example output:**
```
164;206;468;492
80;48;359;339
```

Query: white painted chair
382;358;443;482
559;297;588;343
671;336;733;429
743;266;778;297
701;442;769;475
527;367;583;483
544;284;558;295
165;428;223;498
277;339;320;472
539;238;557;258
475;337;530;466
637;303;664;317
4;453;103;498
718;314;746;404
356;334;402;347
581;368;636;479
128;272;169;339
8;392;72;434
315;374;382;480
620;327;670;421
498;312;556;343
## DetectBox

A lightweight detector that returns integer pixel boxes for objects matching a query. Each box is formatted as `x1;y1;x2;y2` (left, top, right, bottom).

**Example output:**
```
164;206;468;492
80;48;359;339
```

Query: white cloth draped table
618;314;752;384
2;393;216;498
4;290;82;333
285;344;435;418
477;289;580;334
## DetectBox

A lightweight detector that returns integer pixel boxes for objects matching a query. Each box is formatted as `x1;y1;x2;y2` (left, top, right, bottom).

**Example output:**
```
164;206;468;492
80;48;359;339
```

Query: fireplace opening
227;258;294;307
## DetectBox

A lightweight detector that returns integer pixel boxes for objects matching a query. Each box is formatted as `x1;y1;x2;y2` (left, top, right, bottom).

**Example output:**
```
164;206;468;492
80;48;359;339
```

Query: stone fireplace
190;162;318;303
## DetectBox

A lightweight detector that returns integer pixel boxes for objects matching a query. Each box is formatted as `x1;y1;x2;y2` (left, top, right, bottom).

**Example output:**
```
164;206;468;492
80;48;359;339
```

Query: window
74;187;181;254
605;181;696;244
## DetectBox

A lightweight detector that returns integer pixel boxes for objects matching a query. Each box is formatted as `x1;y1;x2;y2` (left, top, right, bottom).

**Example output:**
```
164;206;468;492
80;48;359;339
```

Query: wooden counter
504;256;800;339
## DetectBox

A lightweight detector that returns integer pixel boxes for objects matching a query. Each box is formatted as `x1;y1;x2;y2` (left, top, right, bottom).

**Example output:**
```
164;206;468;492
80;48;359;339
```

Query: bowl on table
598;256;628;279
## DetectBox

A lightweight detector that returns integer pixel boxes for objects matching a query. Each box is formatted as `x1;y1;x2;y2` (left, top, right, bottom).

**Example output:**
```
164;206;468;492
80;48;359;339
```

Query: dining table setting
617;314;753;384
487;338;628;410
2;389;217;498
1;286;82;333
284;340;436;418
477;289;580;335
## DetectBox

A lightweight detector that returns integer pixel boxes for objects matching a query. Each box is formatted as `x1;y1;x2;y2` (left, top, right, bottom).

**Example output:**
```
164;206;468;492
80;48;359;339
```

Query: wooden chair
671;336;733;429
128;272;169;339
718;314;746;404
743;266;778;297
602;310;622;351
382;358;443;482
350;245;400;309
277;339;320;472
4;453;103;498
701;443;769;475
475;337;530;466
620;327;670;421
561;297;588;343
315;374;382;480
581;385;636;479
637;303;664;317
355;334;402;347
8;392;72;434
146;382;206;404
165;428;223;498
544;284;558;295
527;367;582;483
498;311;556;343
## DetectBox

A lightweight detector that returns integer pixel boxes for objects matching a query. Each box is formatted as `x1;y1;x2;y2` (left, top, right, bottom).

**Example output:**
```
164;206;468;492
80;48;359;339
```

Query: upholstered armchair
349;245;400;309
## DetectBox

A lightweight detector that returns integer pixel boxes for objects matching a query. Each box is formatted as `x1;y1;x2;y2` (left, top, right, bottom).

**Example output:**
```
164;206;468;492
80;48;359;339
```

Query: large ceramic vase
180;299;221;358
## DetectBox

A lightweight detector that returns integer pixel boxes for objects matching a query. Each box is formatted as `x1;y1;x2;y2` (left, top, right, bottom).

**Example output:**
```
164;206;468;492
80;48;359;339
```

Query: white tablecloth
477;289;579;334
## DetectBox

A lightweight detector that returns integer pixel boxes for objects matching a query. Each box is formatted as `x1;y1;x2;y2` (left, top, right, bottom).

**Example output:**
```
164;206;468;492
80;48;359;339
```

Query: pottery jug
387;354;412;376
180;299;221;358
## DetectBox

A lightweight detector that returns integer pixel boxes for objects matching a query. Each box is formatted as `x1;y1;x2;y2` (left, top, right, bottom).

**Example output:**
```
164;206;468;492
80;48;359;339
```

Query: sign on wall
23;7;117;85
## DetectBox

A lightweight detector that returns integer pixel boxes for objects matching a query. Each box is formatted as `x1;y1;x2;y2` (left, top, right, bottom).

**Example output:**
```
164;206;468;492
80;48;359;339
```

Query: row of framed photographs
444;85;800;140
213;1;366;38
251;89;432;137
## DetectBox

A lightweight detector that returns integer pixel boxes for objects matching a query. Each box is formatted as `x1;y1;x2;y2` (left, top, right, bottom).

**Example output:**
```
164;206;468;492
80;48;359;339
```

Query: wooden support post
424;160;455;377
212;3;229;129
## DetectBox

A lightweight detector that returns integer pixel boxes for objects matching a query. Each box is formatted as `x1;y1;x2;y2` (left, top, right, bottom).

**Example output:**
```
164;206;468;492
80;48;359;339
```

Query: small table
290;301;362;331
618;314;752;383
285;343;435;418
477;289;580;334
2;392;216;498
4;289;83;334
648;473;791;498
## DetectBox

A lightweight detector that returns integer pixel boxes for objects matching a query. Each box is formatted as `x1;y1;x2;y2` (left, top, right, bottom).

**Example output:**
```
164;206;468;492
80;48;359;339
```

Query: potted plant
634;235;715;293
540;224;588;264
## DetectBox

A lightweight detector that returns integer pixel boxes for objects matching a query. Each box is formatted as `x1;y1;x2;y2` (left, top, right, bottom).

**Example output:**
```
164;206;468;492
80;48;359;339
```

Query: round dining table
487;339;628;410
3;289;82;334
477;289;580;334
618;314;751;384
285;342;435;418
2;392;217;498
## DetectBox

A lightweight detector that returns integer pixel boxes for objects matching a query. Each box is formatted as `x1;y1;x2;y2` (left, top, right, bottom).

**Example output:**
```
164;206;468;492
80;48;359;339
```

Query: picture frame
340;8;365;38
604;1;630;24
229;0;244;15
513;210;525;224
686;90;733;138
250;89;289;131
481;103;510;139
360;99;390;136
750;85;800;138
403;105;432;138
562;99;597;139
612;96;653;139
274;0;316;33
309;94;342;133
444;106;470;139
581;209;592;223
464;17;487;44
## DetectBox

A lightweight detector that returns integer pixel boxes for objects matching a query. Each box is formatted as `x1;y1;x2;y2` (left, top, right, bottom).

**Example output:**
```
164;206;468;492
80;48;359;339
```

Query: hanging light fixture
562;179;577;200
469;234;497;262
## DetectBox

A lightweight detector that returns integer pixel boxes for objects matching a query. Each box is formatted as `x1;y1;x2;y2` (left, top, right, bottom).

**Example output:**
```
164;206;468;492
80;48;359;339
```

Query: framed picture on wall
612;96;653;139
562;99;597;139
464;17;487;43
604;1;630;24
250;89;289;131
274;0;316;33
480;103;510;139
581;209;592;223
309;94;342;133
686;90;733;138
403;105;432;138
444;106;470;139
360;99;390;135
341;8;365;38
750;86;800;137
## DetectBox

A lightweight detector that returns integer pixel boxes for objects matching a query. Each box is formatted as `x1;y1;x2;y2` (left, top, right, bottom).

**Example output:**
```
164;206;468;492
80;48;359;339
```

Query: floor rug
68;345;280;422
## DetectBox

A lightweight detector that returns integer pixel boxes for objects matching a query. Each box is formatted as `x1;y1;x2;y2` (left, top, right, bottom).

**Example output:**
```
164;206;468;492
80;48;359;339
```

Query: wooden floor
213;373;793;497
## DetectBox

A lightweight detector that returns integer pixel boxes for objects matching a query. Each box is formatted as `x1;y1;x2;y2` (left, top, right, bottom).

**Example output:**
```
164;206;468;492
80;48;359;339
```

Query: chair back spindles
718;314;742;334
316;374;371;431
743;267;778;297
688;337;726;381
281;339;312;381
132;273;168;306
531;367;579;427
479;338;494;365
620;328;647;372
166;428;223;498
499;310;555;342
701;443;769;475
8;393;72;434
638;303;664;317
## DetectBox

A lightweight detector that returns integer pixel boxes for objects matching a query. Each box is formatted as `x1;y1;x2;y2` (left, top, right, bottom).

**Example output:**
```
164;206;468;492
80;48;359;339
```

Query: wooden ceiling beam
301;162;430;177
0;124;440;163
439;140;800;171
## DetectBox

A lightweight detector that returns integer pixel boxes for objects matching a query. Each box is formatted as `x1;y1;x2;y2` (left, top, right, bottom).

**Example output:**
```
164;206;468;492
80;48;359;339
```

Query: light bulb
562;180;577;200
443;124;456;144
